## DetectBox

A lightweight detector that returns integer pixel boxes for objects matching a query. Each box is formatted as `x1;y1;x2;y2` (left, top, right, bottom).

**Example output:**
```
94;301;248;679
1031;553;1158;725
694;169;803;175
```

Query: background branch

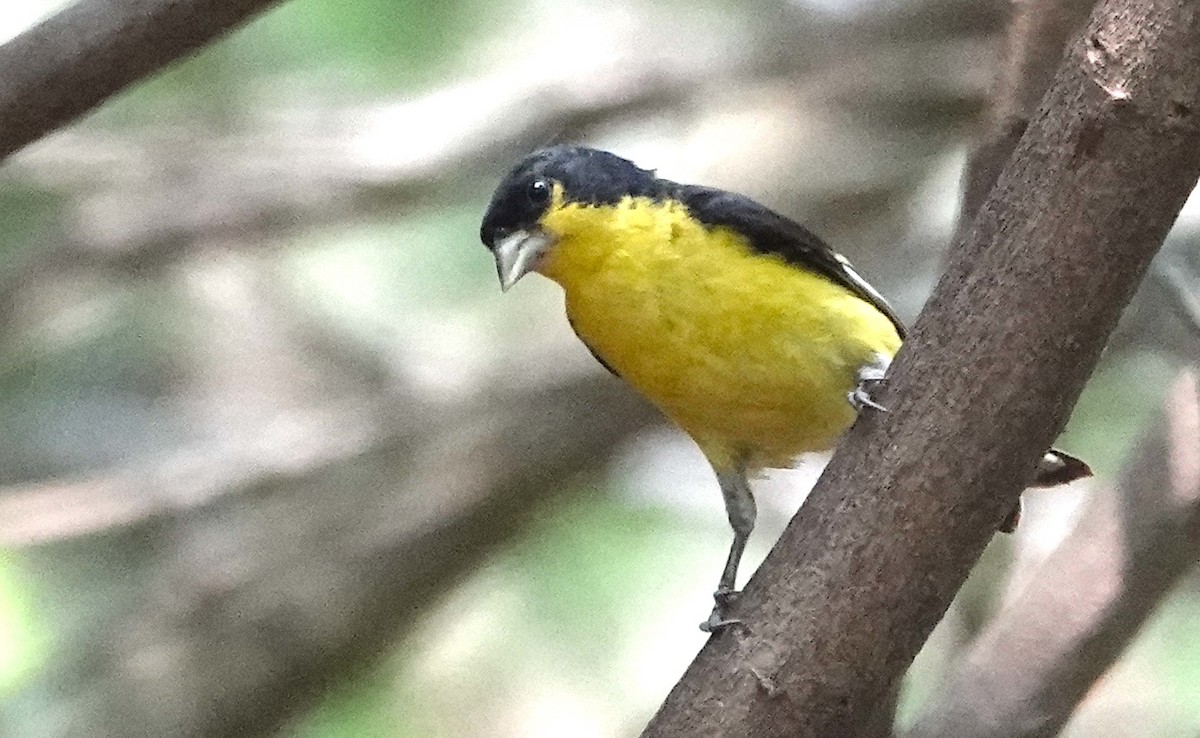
4;368;659;736
0;359;652;548
3;30;991;270
0;0;287;161
643;1;1200;735
956;0;1096;241
905;369;1200;738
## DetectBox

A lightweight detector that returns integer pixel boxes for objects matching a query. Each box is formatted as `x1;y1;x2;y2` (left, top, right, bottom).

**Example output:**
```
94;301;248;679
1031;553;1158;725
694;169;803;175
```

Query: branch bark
956;0;1096;243
0;0;287;162
905;370;1200;738
643;1;1200;736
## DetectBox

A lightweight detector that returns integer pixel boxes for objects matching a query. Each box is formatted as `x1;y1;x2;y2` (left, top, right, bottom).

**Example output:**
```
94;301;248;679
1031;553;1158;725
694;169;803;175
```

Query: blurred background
0;0;1198;736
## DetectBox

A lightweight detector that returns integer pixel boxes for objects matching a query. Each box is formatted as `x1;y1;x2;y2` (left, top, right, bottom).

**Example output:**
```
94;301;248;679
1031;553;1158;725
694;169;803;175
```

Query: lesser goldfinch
480;145;1090;631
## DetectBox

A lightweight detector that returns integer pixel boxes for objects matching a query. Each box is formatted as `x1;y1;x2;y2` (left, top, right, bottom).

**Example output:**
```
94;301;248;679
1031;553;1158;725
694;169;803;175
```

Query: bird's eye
527;179;552;208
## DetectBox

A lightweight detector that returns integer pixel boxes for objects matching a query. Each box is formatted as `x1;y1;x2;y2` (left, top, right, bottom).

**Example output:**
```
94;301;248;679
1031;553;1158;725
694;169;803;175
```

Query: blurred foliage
0;554;43;694
0;185;61;278
285;204;498;330
1061;351;1179;478
102;0;504;122
296;491;718;738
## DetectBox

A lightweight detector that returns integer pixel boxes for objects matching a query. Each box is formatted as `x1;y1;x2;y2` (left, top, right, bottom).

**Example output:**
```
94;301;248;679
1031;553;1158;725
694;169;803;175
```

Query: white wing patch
836;253;897;319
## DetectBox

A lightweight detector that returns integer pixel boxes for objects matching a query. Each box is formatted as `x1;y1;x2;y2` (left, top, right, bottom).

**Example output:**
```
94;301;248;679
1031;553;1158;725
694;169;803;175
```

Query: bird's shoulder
666;183;906;338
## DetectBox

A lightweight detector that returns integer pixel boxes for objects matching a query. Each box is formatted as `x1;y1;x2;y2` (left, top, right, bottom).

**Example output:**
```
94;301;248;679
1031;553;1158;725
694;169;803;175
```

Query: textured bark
0;0;286;161
958;0;1098;218
642;0;1200;736
907;371;1200;738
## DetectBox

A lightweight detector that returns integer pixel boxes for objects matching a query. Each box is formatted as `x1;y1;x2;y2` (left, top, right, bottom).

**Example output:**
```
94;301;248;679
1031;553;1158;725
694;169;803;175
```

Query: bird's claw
699;587;743;633
849;354;891;413
848;383;888;413
700;614;741;633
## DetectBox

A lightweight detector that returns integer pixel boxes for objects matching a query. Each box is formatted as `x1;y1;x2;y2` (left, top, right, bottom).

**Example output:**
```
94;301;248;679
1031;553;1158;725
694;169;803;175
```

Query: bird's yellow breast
537;195;902;470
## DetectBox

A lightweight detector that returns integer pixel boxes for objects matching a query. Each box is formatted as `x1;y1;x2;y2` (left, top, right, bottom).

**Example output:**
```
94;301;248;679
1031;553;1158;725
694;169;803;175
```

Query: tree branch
905;369;1200;738
0;0;287;162
902;226;1200;736
956;0;1095;241
642;1;1200;736
0;366;654;549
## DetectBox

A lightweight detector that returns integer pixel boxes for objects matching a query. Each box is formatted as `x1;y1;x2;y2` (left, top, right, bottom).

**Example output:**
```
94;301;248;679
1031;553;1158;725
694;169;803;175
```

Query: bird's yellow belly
559;254;898;470
566;288;876;469
539;197;902;471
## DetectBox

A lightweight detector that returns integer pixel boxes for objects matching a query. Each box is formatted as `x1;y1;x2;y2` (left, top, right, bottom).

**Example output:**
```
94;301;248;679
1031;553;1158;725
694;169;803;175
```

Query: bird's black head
479;145;660;249
479;145;662;290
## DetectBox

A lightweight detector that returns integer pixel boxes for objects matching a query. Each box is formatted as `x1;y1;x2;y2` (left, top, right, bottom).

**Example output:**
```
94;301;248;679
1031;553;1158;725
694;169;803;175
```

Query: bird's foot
849;354;891;413
848;381;888;413
699;587;742;633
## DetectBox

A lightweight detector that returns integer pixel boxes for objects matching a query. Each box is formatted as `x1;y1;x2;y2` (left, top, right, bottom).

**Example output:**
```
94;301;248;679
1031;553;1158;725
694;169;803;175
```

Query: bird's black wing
673;184;907;338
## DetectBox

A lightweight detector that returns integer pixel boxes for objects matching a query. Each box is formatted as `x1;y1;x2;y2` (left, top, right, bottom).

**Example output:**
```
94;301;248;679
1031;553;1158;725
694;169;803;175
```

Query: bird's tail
1001;449;1092;532
1031;449;1093;487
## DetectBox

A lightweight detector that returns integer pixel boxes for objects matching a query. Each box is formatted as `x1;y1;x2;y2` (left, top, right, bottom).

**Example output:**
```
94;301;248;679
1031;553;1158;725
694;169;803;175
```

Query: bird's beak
493;229;555;291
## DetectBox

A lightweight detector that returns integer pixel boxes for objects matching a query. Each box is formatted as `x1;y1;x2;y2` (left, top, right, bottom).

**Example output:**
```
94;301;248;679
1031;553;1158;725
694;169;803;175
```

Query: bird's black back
670;184;907;338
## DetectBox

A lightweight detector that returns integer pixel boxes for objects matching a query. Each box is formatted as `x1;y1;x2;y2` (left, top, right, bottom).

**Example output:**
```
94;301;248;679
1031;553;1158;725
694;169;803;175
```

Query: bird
479;145;1091;632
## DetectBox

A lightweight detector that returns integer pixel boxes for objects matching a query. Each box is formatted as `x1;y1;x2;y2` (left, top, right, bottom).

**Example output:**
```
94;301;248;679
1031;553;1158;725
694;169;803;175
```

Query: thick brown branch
0;0;286;162
905;370;1200;738
643;2;1200;736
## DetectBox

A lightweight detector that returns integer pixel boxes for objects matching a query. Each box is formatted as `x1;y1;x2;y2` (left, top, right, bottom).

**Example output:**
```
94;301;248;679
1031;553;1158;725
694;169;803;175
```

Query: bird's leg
848;352;891;413
700;467;756;633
